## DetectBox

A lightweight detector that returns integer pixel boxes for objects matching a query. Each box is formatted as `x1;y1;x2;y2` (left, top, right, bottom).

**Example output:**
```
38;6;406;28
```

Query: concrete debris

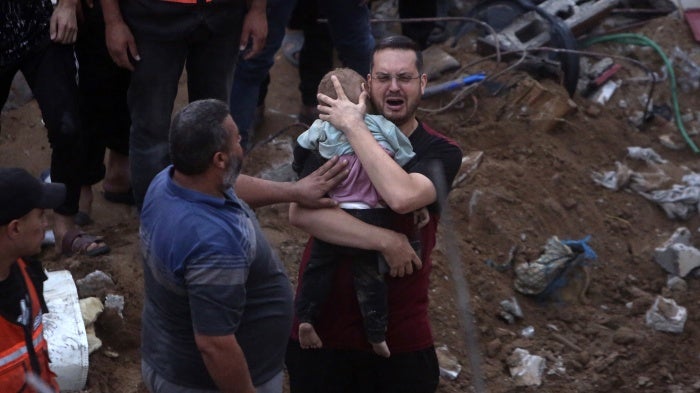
435;345;462;380
508;348;546;387
667;276;688;292
520;326;535;338
627;146;667;164
591;161;632;190
652;227;700;277
500;297;523;319
80;297;104;354
594;157;700;219
645;296;687;333
75;270;116;299
104;294;125;319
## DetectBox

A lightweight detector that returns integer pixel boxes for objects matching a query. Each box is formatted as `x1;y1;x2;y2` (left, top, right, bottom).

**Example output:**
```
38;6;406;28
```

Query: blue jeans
229;0;297;149
128;23;243;208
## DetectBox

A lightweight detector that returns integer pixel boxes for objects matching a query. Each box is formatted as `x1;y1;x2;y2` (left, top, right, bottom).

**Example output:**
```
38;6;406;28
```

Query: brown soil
3;13;700;393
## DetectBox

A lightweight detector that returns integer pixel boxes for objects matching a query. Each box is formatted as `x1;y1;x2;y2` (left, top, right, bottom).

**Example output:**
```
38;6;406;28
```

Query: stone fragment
75;270;116;299
653;228;700;277
507;348;545;387
645;296;687;333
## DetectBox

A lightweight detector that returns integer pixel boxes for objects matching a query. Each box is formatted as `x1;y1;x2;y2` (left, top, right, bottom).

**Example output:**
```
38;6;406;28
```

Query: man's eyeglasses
372;73;421;85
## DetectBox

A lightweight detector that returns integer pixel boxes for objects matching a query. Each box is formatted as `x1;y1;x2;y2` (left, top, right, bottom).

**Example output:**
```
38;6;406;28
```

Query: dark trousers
0;40;83;216
398;0;437;49
296;209;394;344
76;0;131;186
293;0;373;106
286;339;439;393
128;24;242;208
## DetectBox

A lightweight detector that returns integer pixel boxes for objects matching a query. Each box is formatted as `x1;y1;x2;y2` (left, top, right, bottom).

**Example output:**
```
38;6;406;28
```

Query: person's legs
376;347;440;393
398;0;437;49
127;38;187;208
76;0;132;198
317;0;374;76
186;24;243;104
296;239;344;349
229;0;296;149
22;41;108;254
297;0;332;121
352;258;389;357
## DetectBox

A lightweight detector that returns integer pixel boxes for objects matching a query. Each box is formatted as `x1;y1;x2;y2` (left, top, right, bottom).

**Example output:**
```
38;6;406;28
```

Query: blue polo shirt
140;166;293;389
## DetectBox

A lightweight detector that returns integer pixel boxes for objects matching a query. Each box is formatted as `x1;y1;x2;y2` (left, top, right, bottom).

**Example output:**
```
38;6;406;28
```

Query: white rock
645;296;687;333
508;348;546;386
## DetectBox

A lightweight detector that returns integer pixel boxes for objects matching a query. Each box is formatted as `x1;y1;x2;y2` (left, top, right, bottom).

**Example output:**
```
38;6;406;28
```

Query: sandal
61;228;111;257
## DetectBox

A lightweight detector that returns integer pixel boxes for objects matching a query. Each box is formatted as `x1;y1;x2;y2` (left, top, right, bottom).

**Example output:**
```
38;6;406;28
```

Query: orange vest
0;259;59;393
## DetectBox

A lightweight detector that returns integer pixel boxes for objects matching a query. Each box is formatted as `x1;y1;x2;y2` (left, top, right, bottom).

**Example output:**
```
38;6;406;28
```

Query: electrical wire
581;33;699;153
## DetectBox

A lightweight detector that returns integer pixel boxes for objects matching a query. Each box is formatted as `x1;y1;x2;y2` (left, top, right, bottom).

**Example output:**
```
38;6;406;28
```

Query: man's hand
240;3;267;60
105;21;139;70
293;156;348;208
380;231;422;278
317;75;367;134
50;0;79;44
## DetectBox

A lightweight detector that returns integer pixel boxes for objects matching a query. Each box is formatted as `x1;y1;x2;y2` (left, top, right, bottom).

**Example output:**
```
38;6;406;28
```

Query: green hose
581;33;699;153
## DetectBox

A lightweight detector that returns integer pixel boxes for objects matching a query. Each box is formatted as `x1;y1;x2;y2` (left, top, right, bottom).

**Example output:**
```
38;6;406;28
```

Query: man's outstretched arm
235;155;347;209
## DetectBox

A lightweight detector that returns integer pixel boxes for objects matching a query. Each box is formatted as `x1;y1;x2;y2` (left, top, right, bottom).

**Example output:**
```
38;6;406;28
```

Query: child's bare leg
298;322;323;349
371;341;390;358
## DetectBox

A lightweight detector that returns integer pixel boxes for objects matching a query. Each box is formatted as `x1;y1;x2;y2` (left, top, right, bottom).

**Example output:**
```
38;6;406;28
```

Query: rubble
653;227;700;277
507;348;546;387
645;296;687;333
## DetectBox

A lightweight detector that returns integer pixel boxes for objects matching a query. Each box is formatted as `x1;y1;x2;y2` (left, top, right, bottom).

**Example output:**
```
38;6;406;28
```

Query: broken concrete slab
653;227;700;277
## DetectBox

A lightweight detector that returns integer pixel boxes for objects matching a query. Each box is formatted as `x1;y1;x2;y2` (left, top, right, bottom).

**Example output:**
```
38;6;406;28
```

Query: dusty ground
3;11;700;393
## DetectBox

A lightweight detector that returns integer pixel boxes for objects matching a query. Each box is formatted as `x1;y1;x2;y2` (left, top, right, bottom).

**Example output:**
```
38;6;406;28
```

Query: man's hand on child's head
317;75;366;133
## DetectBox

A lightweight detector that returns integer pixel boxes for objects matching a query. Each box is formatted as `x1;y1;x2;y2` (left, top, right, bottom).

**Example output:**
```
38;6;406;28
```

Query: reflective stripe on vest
0;331;45;367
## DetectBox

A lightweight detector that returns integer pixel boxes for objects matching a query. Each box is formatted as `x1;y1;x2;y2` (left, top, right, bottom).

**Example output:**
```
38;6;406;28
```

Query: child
293;68;428;357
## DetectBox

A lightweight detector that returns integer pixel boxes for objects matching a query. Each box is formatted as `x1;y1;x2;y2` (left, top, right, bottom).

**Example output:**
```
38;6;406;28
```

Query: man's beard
222;156;242;190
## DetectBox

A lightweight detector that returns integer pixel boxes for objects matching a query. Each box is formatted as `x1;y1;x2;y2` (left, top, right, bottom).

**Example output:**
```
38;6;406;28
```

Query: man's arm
235;155;347;209
195;334;255;393
317;76;436;213
101;0;140;70
289;203;421;277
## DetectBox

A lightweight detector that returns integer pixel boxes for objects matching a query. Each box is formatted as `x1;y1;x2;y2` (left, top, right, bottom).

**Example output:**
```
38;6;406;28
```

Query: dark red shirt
291;121;462;353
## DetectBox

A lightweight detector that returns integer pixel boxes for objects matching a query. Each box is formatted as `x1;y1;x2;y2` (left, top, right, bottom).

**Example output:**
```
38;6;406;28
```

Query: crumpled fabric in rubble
514;236;597;296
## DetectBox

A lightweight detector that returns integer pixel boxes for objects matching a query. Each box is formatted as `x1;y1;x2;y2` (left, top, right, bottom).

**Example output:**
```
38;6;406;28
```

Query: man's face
16;209;48;256
368;49;427;130
222;115;244;189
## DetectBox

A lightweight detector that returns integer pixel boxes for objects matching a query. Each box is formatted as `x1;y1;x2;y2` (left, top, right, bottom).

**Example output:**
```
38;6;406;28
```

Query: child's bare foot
371;341;390;358
299;322;323;349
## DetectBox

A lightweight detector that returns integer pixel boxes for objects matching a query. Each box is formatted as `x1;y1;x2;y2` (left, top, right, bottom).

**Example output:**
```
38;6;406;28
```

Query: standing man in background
102;0;267;208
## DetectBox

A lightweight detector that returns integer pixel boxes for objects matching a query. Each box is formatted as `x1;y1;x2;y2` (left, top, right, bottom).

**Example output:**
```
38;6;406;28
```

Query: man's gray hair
169;99;231;175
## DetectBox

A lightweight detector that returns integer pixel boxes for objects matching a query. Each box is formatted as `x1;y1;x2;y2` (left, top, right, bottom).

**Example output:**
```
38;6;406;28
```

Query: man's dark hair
371;35;423;73
169;99;231;175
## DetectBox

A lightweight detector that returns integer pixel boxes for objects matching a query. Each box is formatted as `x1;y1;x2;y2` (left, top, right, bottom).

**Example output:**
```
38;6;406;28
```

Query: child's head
318;68;373;112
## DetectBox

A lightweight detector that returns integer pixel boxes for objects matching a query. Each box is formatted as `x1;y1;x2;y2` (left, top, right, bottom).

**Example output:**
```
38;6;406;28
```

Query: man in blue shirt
139;99;346;393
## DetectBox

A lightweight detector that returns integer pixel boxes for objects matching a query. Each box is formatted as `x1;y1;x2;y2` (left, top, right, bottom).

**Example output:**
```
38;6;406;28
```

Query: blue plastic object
422;73;486;98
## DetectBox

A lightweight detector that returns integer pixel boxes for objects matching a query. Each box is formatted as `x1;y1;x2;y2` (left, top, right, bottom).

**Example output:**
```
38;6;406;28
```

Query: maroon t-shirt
291;122;463;353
